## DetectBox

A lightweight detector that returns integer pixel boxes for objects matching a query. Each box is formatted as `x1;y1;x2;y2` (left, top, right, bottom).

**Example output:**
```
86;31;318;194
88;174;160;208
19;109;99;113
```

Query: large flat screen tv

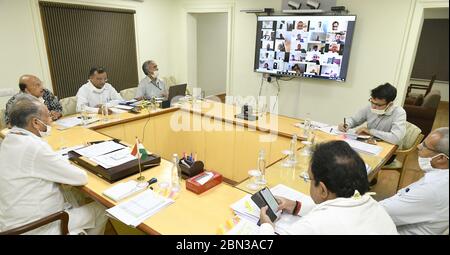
254;15;356;81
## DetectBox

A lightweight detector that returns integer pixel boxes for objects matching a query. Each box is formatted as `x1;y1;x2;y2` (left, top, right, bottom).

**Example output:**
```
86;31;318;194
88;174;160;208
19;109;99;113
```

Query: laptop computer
161;83;187;108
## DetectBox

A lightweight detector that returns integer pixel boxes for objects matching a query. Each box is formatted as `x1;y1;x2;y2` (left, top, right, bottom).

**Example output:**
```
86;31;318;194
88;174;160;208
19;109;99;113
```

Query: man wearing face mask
258;141;398;234
380;127;449;235
76;66;123;114
135;60;168;100
4;74;63;125
0;95;108;234
338;83;407;146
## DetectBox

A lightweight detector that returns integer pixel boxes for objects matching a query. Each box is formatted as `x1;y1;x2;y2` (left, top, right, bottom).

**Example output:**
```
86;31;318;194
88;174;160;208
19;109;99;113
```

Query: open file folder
106;189;174;227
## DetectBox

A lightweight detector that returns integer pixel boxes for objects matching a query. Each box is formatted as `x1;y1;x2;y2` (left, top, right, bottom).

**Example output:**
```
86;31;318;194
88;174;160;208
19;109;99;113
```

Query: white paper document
55;117;82;129
344;139;382;156
114;104;134;110
294;120;330;130
103;180;148;202
74;141;126;158
90;148;135;169
229;184;316;234
226;218;261;235
106;189;174;227
56;145;85;159
194;171;214;185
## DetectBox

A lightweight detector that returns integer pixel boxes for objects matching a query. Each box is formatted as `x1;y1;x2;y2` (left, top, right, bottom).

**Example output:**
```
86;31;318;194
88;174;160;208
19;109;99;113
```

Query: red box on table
186;170;222;194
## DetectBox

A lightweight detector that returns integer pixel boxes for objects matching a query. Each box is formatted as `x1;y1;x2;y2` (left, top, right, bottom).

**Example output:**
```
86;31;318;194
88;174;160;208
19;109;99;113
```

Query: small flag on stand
131;138;148;160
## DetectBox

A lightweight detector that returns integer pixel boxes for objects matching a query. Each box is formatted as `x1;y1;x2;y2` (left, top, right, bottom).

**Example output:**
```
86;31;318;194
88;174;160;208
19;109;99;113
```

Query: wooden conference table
0;100;397;234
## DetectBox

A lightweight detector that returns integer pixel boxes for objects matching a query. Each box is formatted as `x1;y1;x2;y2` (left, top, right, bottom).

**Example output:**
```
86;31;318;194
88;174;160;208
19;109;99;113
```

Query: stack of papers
344;139;382;156
56;145;85;159
106;189;173;227
294;120;330;130
55;117;82;129
103;180;148;202
114;105;135;110
90;148;136;169
229;184;316;234
226;218;261;235
74;141;126;158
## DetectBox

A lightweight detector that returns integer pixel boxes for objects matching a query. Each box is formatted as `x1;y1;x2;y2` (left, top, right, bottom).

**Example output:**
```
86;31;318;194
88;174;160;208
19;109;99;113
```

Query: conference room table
0;99;397;234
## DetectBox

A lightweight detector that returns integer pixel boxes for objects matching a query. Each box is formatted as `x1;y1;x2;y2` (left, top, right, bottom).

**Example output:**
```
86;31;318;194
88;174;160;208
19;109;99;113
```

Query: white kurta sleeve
380;186;436;226
108;86;123;106
76;87;99;113
31;143;88;186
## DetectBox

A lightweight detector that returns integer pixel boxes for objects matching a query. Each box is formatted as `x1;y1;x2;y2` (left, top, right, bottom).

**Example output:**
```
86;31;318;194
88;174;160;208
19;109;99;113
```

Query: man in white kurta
259;140;398;235
380;127;449;235
0;95;107;234
76;67;123;113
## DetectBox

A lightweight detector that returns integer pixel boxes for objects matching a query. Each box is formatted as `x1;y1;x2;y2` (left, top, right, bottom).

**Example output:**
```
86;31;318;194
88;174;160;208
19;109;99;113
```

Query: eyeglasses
368;98;387;107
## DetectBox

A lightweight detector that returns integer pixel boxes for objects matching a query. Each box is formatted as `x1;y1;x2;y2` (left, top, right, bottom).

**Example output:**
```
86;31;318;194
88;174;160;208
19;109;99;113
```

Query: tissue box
186;171;222;194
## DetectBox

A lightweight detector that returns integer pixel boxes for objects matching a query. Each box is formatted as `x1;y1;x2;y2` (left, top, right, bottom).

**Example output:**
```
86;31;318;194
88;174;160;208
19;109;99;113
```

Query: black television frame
253;14;357;82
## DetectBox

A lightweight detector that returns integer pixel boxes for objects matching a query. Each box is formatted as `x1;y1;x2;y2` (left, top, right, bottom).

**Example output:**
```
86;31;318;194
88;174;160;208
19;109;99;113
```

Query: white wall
195;13;228;96
174;0;418;124
0;0;178;107
2;0;444;124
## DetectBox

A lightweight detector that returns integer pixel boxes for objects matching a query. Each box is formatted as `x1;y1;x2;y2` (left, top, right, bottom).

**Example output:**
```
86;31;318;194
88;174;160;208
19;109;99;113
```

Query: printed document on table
55;117;82;129
106;189;174;227
74;141;126;158
90;148;135;169
344;139;382;156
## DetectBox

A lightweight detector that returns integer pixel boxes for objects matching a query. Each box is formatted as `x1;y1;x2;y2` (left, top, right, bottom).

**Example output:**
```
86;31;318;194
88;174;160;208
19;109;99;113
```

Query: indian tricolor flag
131;138;148;160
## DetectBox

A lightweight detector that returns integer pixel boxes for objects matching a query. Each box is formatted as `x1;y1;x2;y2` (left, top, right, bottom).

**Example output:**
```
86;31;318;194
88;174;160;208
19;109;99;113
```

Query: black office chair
0;211;69;235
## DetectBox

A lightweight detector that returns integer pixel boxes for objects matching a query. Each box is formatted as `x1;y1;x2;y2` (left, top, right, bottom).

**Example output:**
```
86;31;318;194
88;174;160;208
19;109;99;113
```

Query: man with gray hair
0;94;107;234
135;60;168;100
380;127;449;235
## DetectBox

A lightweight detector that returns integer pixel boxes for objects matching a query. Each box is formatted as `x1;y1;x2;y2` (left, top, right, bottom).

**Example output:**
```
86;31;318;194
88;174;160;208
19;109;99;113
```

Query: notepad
106;189;174;227
74;141;126;158
344;139;382;156
103;180;148;202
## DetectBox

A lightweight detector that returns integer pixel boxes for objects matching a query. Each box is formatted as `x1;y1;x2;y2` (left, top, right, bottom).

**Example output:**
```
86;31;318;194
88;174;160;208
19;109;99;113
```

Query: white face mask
418;154;448;172
36;119;52;137
370;108;385;115
151;71;159;79
370;103;391;115
92;86;105;94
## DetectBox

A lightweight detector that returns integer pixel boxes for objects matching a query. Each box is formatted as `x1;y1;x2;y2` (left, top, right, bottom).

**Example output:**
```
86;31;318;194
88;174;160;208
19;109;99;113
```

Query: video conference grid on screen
254;15;356;81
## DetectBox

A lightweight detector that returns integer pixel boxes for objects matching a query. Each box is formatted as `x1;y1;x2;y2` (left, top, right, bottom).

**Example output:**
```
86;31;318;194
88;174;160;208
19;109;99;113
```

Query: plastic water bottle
171;154;181;192
81;105;88;126
101;104;109;121
256;149;267;185
289;134;298;163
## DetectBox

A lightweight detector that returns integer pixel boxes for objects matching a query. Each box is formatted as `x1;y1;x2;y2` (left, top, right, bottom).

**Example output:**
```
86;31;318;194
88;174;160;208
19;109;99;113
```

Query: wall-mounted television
254;15;356;82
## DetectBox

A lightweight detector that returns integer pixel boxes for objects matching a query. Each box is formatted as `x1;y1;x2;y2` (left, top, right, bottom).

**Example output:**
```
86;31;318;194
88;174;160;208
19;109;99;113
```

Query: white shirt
76;80;123;113
0;127;88;234
380;169;449;235
260;193;398;235
346;105;407;146
135;76;167;99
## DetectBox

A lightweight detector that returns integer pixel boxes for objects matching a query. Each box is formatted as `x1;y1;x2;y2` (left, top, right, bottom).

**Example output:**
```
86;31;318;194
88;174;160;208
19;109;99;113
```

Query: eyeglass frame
368;98;388;107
